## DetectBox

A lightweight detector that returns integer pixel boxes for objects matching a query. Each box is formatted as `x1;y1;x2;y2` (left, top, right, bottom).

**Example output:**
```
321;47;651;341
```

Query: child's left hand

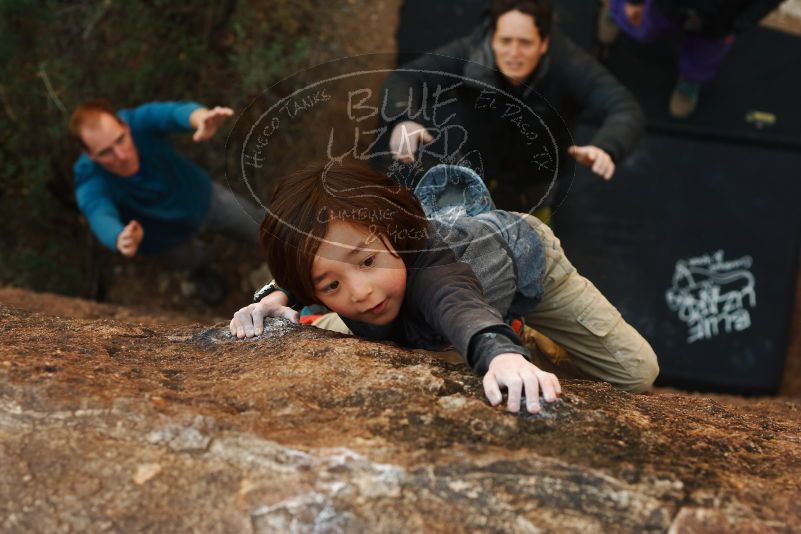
483;353;562;414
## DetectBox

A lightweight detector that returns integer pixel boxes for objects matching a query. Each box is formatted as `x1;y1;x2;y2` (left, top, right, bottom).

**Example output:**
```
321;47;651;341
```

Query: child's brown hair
261;162;429;305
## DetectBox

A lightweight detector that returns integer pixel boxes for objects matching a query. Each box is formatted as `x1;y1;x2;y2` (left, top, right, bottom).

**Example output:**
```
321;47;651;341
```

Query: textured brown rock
1;294;800;533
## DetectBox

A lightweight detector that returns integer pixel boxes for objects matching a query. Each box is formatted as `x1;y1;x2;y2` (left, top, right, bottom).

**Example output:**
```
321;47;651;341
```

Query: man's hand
568;145;616;180
389;121;434;163
483;353;561;414
624;2;645;26
229;291;299;339
116;220;144;258
191;106;234;142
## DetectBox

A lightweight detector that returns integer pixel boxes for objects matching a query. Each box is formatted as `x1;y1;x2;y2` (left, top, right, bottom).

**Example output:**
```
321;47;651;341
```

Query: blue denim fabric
414;164;495;221
413;165;545;316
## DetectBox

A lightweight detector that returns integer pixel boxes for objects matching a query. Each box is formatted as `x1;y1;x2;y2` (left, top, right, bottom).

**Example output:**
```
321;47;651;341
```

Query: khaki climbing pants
517;214;659;392
312;214;659;393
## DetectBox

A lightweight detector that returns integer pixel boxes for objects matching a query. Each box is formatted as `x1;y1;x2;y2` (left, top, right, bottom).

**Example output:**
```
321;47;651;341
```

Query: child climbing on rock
230;162;659;413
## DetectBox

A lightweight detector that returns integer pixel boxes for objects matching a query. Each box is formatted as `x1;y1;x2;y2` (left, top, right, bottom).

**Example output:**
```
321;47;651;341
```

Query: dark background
395;0;801;393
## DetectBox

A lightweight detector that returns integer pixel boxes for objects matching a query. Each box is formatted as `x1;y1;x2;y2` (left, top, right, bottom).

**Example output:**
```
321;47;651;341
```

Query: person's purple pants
609;0;734;83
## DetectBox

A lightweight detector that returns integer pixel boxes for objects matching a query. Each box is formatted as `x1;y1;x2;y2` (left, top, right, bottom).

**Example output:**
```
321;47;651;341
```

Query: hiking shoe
669;79;701;118
597;3;620;45
190;267;227;306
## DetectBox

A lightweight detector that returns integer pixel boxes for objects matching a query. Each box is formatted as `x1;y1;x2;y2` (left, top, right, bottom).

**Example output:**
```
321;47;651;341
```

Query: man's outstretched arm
74;169;144;257
558;36;645;178
74;161;125;252
129;101;233;140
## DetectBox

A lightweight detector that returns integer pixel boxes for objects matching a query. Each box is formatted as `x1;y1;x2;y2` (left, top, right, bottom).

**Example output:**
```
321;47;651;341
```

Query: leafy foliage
0;0;314;296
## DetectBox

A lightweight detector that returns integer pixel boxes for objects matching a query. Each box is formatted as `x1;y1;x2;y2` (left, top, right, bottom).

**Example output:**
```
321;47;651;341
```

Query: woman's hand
229;292;298;338
568;145;615;180
483;353;562;413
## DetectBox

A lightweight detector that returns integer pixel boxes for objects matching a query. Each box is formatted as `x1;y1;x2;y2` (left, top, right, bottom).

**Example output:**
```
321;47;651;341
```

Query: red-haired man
70;100;262;304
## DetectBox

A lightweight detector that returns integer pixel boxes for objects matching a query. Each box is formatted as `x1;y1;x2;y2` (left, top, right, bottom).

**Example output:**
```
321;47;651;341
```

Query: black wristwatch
253;280;300;309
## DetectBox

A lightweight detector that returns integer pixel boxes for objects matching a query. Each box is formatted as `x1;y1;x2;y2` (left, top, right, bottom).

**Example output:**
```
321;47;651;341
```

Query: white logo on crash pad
665;250;756;344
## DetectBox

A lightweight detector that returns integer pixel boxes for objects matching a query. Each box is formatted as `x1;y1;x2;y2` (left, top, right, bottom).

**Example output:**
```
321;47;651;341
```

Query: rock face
1;299;800;533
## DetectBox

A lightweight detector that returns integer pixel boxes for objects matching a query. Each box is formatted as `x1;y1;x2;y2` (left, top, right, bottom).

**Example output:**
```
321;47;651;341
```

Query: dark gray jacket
380;24;645;211
342;210;545;374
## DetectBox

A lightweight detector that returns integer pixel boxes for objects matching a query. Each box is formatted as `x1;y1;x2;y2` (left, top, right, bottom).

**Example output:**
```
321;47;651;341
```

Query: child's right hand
483;353;562;414
229;292;299;338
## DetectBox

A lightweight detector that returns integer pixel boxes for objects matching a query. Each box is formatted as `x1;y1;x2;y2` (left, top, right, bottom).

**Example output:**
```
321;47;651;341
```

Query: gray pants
163;182;264;272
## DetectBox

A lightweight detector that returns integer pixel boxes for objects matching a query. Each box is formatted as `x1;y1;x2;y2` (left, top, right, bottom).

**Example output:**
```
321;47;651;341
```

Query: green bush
0;0;314;297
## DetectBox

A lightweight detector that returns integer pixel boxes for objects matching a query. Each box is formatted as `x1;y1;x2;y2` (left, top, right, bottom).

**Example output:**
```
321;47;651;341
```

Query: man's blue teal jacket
73;101;212;254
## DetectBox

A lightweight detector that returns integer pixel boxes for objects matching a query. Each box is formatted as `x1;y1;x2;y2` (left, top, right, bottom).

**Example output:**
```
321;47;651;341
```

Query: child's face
311;220;407;325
